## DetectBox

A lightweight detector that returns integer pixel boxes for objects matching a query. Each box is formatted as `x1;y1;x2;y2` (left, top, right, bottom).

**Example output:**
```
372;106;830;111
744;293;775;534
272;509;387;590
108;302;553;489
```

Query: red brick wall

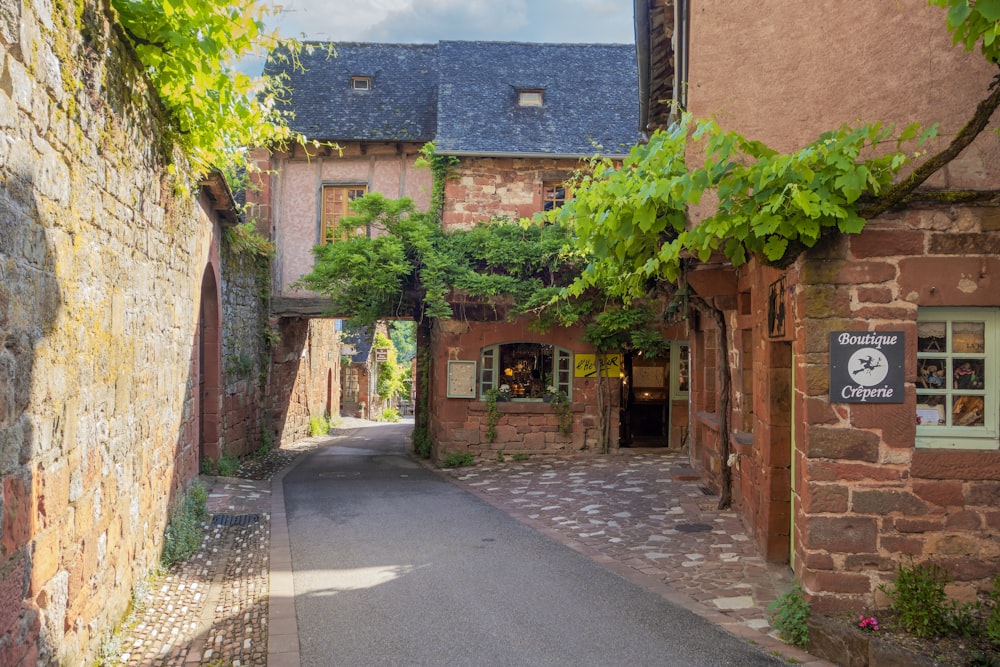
426;317;618;458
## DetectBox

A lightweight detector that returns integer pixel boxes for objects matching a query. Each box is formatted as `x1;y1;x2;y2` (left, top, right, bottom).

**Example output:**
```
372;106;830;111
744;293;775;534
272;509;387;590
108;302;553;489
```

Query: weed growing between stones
768;582;811;647
376;407;402;422
161;481;209;568
309;414;331;436
440;451;475;468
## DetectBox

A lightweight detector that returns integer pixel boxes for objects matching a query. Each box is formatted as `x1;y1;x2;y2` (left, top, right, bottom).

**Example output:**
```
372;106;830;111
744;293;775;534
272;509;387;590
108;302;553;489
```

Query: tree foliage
110;0;303;178
932;0;1000;62
553;117;936;303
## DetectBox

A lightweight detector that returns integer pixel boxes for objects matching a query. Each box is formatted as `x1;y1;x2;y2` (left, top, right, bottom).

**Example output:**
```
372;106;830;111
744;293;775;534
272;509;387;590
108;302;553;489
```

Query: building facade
636;0;1000;611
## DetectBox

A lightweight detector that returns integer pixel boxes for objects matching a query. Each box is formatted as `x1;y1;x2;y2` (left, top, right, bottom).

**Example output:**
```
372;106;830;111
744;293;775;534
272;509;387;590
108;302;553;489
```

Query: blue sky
265;0;635;45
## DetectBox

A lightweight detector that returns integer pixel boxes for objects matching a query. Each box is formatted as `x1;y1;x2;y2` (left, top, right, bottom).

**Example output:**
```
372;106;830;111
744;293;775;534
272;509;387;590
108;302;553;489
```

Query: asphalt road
284;423;783;667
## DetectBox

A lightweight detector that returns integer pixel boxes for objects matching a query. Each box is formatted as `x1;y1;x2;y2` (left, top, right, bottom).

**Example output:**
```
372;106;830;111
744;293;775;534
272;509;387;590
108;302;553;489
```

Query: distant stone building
251;40;692;457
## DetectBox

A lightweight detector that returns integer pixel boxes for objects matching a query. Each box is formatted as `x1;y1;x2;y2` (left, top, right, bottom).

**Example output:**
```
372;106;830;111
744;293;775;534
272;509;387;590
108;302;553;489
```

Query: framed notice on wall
447;360;477;398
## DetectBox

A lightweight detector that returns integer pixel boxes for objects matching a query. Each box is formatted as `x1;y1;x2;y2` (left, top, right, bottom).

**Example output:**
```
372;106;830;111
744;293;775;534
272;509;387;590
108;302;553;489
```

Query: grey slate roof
435;42;640;156
266;43;439;142
266;40;640;157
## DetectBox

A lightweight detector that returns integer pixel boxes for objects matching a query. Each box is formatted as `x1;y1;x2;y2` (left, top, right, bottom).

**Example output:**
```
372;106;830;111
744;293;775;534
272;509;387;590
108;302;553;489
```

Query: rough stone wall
266;317;340;446
219;241;269;457
427;317;614;459
790;210;1000;612
441;156;581;230
0;2;218;663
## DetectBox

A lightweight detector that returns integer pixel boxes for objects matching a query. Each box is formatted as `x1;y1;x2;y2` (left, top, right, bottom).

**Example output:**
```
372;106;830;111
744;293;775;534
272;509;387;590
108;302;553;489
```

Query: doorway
621;341;689;448
198;267;221;466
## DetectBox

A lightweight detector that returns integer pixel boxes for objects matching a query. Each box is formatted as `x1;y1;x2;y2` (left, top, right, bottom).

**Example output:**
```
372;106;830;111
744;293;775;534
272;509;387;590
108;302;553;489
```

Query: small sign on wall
830;331;905;403
574;354;622;378
447;360;477;398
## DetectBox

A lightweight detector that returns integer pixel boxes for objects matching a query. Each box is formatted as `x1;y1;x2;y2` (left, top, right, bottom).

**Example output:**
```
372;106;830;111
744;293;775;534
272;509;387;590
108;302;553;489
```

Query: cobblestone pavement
439;451;829;665
108;423;827;665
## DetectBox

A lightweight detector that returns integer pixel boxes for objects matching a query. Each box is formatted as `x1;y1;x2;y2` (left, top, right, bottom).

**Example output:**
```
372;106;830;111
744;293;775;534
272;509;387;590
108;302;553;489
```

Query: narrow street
280;423;788;666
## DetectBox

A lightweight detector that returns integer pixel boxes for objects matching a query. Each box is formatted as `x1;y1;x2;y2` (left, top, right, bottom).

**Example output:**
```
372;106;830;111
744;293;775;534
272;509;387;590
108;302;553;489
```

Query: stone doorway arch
199;265;222;465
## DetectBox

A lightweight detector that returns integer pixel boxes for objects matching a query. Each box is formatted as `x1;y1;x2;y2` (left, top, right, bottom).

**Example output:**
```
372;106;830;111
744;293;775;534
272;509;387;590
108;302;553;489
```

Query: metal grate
211;513;260;527
698;486;715;496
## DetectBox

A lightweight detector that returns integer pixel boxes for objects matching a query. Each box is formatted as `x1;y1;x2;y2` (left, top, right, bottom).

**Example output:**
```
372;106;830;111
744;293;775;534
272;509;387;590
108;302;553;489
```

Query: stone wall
0;2;222;663
441;156;581;229
790;210;1000;611
427;317;614;459
266;317;340;446
220;240;270;457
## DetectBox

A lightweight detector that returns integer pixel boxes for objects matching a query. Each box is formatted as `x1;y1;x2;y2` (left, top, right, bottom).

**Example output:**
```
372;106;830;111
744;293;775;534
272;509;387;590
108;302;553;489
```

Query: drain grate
675;523;713;533
211;513;260;527
698;486;715;496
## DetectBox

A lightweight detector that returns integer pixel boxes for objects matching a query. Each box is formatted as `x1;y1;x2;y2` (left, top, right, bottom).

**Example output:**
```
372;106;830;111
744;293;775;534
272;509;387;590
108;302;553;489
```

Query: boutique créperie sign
829;331;905;403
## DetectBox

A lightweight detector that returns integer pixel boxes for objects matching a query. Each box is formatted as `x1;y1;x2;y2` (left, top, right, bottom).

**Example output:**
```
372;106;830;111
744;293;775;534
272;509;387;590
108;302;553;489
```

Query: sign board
574;354;622;378
446;360;477;398
830;331;905;403
374;347;389;362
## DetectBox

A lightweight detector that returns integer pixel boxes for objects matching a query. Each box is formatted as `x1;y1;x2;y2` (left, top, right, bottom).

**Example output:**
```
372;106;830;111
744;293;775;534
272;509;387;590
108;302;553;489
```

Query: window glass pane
677;344;690;393
917;321;946;352
916;395;946;426
953;395;985;426
952;359;985;390
952;322;985;353
480;348;495;394
918;358;947;390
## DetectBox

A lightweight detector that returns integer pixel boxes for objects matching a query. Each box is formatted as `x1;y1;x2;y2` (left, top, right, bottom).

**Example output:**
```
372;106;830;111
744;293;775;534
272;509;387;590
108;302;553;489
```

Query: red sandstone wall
441;156;584;229
427;317;617;458
267;318;341;446
789;211;1000;611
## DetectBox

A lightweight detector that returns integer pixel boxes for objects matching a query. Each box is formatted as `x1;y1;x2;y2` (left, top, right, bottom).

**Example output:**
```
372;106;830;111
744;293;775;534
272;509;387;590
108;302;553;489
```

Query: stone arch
199;264;222;464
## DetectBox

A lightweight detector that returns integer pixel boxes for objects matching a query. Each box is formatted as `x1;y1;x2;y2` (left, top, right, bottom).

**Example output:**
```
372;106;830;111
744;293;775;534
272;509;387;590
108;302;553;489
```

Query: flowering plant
857;614;880;632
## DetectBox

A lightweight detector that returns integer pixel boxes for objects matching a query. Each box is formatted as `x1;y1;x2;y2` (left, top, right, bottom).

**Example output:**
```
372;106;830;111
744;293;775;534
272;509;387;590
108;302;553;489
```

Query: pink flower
857;615;880;632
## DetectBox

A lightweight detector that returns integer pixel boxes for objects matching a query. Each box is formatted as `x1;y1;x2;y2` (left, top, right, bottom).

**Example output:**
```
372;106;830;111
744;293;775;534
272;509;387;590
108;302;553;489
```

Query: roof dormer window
351;76;372;91
518;89;543;106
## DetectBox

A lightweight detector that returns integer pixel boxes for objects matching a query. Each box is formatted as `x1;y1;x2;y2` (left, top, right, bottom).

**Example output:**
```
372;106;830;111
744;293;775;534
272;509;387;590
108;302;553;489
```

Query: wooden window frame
351;76;371;91
518;89;544;107
479;343;571;400
916;307;998;450
542;181;570;212
321;184;368;243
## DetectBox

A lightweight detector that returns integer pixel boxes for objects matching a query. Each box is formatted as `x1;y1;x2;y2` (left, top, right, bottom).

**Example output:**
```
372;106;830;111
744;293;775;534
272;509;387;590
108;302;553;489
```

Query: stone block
801;482;848;513
803;569;873;594
911;449;1000;481
851;490;929;516
880;535;926;555
807;426;879;462
945;510;982;531
967;481;1000;506
805;516;878;553
850;229;924;258
893;516;944;533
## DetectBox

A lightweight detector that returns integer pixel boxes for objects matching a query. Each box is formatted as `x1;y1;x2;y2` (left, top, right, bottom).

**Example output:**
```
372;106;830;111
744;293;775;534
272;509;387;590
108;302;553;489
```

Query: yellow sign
574;354;622;378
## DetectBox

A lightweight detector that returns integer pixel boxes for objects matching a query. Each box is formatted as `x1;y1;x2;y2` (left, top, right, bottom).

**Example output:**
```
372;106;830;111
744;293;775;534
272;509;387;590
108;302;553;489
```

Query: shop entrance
621;341;689;448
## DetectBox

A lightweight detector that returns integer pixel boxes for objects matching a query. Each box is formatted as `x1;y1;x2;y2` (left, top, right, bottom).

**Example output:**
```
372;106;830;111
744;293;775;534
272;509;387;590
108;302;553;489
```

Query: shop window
321;185;368;243
480;343;571;400
916;307;998;449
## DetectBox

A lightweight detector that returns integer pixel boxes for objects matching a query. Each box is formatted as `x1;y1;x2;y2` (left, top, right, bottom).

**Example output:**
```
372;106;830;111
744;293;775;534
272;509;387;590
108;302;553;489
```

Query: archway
199;266;222;465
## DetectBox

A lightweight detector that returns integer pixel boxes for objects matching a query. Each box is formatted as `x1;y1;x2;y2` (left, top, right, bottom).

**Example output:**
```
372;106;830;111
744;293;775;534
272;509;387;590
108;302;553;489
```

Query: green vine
224;221;275;258
547;389;573;434
484;389;501;442
415;142;460;220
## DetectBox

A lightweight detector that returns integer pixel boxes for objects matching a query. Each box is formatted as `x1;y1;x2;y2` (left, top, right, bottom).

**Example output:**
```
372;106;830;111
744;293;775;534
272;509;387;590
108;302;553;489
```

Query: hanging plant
484;388;502;442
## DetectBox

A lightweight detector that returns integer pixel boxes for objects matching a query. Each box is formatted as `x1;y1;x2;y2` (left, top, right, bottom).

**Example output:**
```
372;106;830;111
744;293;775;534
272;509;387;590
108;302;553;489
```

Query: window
670;342;690;400
344;366;361;400
351;76;371;91
518;89;544;106
916;307;998;449
321;185;367;243
480;343;571;400
542;181;569;211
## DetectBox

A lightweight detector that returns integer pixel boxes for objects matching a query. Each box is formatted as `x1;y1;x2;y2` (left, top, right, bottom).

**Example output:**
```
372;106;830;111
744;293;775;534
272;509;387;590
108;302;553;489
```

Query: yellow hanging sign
574;354;622;378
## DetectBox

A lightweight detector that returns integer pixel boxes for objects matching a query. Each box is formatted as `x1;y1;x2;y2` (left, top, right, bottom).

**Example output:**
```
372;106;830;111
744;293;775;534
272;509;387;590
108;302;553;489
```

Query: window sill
469;401;584;414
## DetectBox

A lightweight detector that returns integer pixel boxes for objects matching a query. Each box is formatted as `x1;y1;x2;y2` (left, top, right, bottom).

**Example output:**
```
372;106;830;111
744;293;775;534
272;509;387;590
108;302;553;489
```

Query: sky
265;0;635;46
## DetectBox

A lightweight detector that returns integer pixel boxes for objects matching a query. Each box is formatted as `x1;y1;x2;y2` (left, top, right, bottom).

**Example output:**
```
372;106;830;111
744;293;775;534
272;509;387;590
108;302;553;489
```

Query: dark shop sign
829;331;905;403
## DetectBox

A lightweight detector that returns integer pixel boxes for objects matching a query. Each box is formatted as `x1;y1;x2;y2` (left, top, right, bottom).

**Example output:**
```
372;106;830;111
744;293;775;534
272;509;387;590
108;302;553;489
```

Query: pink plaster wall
687;1;1000;188
272;144;433;297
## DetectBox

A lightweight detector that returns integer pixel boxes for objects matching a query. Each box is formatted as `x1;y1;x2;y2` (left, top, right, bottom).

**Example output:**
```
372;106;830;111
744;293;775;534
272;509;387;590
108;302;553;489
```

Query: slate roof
435;42;640;157
266;41;640;157
266;43;439;142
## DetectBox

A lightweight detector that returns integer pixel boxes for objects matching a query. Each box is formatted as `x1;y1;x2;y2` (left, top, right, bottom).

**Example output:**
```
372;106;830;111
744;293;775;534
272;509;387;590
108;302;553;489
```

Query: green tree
389;321;417;363
110;0;316;179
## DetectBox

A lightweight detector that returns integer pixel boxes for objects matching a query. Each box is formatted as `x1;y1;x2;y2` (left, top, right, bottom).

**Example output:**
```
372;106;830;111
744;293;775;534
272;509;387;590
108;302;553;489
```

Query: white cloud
266;0;632;44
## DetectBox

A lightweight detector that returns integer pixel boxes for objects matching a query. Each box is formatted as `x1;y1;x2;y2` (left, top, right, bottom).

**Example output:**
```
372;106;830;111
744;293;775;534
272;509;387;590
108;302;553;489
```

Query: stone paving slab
438;451;830;665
